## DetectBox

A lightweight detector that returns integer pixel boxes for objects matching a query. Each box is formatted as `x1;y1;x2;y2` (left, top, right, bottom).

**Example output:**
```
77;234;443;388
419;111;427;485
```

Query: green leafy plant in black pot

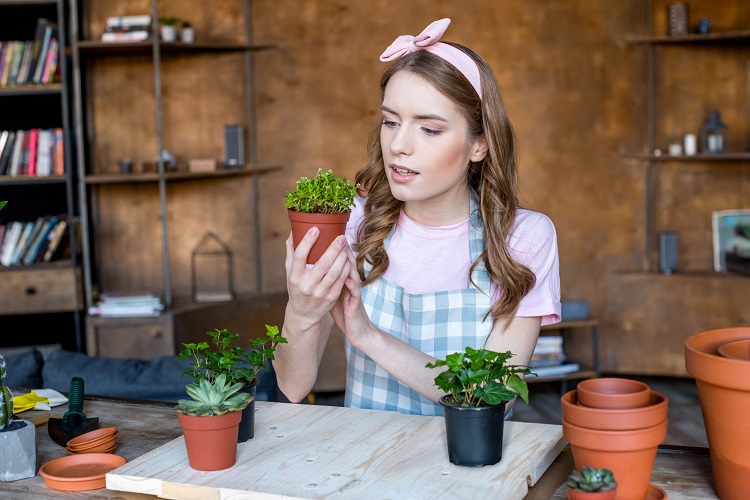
285;168;358;264
178;324;286;442
426;346;531;466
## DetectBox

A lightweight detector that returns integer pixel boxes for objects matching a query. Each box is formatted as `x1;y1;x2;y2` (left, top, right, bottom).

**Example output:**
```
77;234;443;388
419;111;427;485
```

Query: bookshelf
0;0;84;350
70;0;278;358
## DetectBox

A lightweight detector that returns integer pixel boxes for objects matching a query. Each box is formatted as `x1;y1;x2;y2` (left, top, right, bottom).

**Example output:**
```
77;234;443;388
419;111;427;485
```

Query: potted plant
425;346;531;466
178;324;286;443
176;373;251;471
285;168;358;264
0;354;36;481
566;466;618;499
158;16;181;42
180;20;194;43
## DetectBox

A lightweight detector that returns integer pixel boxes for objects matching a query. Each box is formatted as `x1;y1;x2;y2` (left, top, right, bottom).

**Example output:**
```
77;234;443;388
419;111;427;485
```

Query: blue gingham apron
344;194;493;415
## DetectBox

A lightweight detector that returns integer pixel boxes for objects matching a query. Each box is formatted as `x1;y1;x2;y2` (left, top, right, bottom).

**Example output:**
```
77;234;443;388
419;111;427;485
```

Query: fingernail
309;227;319;236
337;235;346;245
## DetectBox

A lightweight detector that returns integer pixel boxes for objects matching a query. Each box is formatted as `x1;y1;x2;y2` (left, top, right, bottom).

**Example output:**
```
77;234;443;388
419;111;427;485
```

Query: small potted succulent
0;354;36;481
180;20;194;43
158;16;181;42
566;466;618;499
178;324;286;442
285;168;358;264
426;346;531;466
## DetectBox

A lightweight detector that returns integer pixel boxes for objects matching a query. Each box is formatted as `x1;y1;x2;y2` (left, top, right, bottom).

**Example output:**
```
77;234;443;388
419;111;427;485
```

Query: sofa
3;347;278;403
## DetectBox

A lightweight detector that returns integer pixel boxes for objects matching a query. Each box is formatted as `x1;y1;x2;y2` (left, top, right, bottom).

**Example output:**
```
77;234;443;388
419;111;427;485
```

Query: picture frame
712;209;750;273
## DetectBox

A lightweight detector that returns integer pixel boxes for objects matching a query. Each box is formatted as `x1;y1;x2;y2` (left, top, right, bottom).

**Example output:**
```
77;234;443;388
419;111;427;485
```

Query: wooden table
3;397;717;499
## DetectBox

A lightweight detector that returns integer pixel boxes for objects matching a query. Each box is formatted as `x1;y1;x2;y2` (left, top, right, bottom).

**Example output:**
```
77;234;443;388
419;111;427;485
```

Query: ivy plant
426;346;532;407
285;169;358;214
178;325;287;386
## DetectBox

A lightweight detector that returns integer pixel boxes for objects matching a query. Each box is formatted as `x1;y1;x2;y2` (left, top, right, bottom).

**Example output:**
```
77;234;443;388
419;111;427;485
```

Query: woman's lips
390;164;418;183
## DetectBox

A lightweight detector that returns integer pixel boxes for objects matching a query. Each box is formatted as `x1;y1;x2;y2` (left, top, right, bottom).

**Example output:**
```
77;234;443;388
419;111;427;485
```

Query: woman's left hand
331;248;376;350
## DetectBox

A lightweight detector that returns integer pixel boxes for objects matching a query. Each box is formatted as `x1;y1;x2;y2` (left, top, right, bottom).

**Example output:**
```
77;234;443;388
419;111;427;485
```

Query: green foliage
567;466;618;493
159;16;182;26
178;325;287;387
176;373;252;416
425;347;531;407
0;354;14;430
0;201;6;211
285;169;358;214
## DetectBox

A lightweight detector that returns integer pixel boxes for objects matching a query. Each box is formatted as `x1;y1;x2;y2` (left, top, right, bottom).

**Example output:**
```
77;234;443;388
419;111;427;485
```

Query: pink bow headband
379;18;482;99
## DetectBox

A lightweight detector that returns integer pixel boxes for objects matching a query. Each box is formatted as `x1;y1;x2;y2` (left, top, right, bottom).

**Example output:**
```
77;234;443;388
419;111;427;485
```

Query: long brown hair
354;44;536;323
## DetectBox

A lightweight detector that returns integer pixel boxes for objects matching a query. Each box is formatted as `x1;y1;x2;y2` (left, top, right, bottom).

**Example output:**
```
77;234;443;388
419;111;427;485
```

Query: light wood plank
107;402;566;499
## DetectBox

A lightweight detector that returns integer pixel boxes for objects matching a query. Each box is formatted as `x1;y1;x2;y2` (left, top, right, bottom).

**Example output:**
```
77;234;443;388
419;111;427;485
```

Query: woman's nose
389;126;412;156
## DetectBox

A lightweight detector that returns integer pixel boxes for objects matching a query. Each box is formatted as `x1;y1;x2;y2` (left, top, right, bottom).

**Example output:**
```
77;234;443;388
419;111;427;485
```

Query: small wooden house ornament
191;232;234;303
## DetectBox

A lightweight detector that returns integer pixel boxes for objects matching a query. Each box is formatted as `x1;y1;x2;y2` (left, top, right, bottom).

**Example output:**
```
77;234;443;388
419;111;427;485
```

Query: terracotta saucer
68;432;119;452
65;442;117;455
67;427;118;448
646;483;668;500
39;453;126;491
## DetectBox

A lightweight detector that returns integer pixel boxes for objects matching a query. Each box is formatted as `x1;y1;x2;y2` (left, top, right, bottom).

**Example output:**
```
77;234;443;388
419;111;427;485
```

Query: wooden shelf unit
531;319;600;392
0;0;84;349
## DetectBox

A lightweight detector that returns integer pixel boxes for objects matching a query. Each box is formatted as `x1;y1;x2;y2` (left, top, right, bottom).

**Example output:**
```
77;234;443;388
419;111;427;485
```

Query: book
33;23;54;84
8;130;25;176
42;219;68;262
0;221;23;266
53;128;64;175
10;221;35;265
15;39;34;85
0;42;14;86
36;129;53;176
101;31;150;43
28;18;52;84
7;41;25;86
527;362;581;378
105;15;152;29
27;128;38;176
41;38;58;85
15;216;46;264
22;215;56;265
0;131;16;175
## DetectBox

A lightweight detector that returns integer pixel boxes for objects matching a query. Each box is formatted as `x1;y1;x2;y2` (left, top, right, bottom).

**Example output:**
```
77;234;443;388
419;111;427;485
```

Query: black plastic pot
237;379;259;443
438;395;506;467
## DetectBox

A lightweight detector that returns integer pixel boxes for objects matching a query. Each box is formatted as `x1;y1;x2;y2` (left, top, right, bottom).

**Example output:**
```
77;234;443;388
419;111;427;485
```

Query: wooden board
107;402;565;499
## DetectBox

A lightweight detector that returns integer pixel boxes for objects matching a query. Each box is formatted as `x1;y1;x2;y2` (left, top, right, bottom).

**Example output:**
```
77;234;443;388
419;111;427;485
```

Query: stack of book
88;292;164;318
101;15;152;43
0;18;60;87
527;335;580;378
0;215;69;267
0;128;65;177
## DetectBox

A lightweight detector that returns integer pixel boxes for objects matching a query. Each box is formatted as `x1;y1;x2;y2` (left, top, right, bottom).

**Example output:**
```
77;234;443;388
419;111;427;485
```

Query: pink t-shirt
346;197;561;326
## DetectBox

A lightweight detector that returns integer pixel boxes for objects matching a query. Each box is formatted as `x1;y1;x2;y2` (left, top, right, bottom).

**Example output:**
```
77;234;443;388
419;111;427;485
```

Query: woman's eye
422;127;441;136
382;120;398;128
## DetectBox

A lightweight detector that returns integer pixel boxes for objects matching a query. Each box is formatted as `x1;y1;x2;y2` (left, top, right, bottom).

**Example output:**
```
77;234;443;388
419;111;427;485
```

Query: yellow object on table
13;389;67;413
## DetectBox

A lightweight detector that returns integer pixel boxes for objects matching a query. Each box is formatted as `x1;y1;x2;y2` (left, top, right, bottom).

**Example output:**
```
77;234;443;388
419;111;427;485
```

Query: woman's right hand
284;228;353;331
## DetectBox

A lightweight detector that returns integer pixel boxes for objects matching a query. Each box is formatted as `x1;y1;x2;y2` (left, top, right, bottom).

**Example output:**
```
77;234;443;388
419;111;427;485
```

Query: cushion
2;348;44;389
41;350;277;403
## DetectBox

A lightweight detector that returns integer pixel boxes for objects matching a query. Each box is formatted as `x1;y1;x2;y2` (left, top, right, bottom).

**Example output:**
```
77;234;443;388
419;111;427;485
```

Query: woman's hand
331;246;377;351
284;228;352;331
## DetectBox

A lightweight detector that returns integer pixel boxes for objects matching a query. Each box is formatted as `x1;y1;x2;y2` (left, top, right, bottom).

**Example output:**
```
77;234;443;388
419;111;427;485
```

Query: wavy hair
354;44;536;322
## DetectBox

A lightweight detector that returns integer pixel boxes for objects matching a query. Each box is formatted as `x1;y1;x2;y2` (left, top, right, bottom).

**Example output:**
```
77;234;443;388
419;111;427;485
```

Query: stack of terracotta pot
561;378;669;499
685;327;750;500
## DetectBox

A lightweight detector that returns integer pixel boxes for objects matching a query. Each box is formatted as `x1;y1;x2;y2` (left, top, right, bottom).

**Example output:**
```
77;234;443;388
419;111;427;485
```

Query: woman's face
380;70;486;224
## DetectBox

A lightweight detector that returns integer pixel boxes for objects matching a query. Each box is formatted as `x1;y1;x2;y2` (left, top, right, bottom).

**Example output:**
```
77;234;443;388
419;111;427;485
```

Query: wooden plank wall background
86;0;750;372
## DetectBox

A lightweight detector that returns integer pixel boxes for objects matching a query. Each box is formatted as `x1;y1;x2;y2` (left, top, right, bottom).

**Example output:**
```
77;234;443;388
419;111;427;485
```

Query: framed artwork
712;209;750;273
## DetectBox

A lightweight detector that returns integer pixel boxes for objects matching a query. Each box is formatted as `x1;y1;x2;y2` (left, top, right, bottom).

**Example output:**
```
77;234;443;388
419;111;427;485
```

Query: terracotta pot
577;378;651;409
718;339;750;361
566;486;617;500
438;396;506;466
288;210;350;265
685;327;750;500
177;411;242;471
562;390;668;431
562;418;667;500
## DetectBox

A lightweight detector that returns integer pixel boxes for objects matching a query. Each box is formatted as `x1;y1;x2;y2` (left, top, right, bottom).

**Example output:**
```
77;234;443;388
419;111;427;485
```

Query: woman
274;19;560;415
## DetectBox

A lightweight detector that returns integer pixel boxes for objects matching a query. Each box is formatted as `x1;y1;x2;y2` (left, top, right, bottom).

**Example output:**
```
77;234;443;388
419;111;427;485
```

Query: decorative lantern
191;232;234;303
701;110;728;154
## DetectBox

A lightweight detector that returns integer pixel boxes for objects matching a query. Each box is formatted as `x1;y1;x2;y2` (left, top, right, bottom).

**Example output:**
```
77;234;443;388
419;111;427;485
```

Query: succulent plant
285;168;358;214
567;466;618;492
177;373;252;416
0;354;14;430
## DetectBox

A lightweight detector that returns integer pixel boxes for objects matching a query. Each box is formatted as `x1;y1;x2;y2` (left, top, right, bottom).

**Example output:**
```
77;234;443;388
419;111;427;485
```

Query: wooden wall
88;0;750;373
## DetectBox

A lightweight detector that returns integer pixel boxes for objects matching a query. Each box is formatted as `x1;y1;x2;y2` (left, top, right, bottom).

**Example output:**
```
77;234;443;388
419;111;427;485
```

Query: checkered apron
344;195;493;415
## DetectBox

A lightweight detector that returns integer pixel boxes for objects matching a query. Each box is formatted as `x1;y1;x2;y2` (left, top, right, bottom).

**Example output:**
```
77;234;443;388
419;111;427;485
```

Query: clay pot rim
685;327;750;390
718;339;750;362
562;418;667;451
577;378;651;409
562;390;668;420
